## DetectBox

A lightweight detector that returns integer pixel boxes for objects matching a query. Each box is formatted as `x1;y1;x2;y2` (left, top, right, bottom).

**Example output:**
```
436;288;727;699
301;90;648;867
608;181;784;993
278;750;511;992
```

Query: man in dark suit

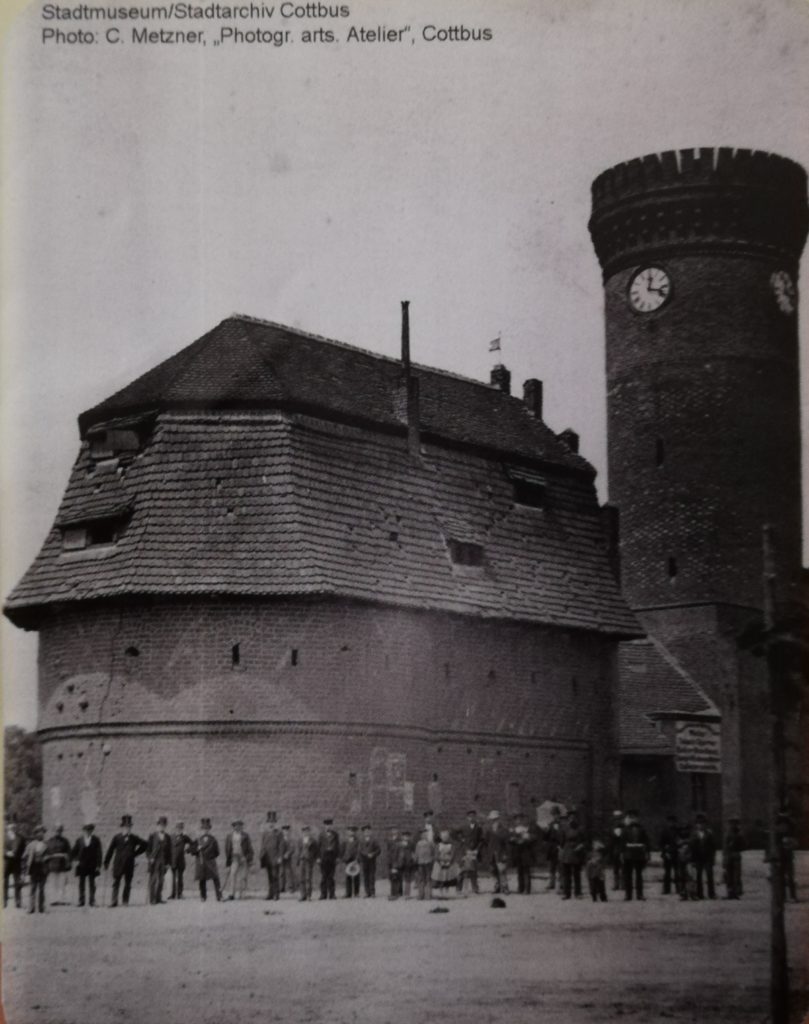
259;817;284;900
4;821;26;909
359;824;381;898
192;818;222;902
169;821;192;900
73;823;103;907
147;817;173;905
103;815;147;907
318;819;340;900
621;810;650;901
690;813;717;899
461;810;484;894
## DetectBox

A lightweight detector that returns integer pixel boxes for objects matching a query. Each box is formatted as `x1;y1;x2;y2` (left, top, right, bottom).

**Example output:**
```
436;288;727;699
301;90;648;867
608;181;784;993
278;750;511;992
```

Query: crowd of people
3;805;800;914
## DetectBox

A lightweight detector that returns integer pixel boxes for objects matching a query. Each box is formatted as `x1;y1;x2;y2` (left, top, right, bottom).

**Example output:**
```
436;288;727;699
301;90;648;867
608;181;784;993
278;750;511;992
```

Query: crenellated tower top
589;147;808;277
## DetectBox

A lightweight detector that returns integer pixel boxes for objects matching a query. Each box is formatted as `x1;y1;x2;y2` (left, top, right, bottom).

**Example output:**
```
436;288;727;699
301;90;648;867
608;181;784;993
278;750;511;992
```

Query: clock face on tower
770;270;796;315
628;266;672;313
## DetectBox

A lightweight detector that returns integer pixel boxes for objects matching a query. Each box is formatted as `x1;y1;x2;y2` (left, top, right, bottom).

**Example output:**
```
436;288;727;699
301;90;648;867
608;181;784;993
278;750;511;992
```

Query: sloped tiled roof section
5;409;640;635
618;639;718;754
78;316;592;473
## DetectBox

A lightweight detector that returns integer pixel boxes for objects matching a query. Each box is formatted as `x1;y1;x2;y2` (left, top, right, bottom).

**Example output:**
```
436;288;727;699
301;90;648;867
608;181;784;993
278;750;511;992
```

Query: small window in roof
60;514;128;551
448;539;485;567
508;468;548;509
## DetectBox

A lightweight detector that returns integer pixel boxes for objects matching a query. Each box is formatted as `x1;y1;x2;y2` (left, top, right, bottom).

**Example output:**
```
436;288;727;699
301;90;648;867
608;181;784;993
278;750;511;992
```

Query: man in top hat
341;825;361;898
359;824;381;898
487;811;511;895
24;826;50;914
510;814;536;895
296;826;319;901
224;820;254;900
259;815;284;901
147;816;173;904
4;820;26;909
74;823;104;907
318;819;340;900
169;822;192;900
104;815;147;907
44;825;72;905
689;813;717;900
192;818;222;902
461;810;484;895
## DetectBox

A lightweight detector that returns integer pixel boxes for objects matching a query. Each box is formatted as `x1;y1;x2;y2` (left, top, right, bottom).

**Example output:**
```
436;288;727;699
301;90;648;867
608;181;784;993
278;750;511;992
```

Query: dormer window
508;468;548;509
59;511;130;552
447;539;485;567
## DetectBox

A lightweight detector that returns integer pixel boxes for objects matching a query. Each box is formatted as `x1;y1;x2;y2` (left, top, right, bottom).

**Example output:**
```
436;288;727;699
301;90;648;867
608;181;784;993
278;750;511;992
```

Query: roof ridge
231;313;508;392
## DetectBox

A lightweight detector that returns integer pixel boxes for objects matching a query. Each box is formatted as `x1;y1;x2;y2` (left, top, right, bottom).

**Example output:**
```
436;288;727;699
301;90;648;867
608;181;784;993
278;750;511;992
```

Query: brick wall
37;597;620;837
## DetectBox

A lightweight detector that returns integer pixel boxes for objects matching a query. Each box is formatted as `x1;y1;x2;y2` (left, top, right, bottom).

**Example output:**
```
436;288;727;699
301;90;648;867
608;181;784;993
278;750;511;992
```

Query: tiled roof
5;411;639;636
618;639;718;753
77;316;593;474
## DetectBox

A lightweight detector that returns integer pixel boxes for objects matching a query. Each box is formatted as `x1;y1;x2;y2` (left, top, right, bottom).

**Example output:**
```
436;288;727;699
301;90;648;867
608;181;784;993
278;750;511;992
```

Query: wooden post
763;524;789;1024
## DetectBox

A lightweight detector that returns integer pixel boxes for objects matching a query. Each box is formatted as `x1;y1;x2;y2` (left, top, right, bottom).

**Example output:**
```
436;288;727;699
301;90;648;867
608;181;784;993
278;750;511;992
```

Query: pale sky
2;0;809;728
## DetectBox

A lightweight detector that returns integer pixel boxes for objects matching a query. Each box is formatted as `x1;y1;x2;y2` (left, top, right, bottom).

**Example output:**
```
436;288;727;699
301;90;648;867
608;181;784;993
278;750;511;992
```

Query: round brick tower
590;147;807;611
589;148;808;826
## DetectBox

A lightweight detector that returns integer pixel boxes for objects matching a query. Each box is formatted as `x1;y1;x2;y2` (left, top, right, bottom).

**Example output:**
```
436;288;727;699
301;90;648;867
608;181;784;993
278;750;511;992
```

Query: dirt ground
2;853;808;1024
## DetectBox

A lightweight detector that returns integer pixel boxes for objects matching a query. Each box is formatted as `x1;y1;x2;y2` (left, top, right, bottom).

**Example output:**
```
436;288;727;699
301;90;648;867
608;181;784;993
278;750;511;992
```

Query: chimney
490;364;511;394
523;379;543;419
557;428;580;453
401;300;420;457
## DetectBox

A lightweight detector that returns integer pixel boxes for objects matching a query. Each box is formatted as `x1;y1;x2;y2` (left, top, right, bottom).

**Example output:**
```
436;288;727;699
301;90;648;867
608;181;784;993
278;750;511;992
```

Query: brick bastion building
6;146;807;841
4;313;642;837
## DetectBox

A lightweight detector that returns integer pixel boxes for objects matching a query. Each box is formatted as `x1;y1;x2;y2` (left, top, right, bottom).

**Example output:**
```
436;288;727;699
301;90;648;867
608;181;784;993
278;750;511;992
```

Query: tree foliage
4;726;42;836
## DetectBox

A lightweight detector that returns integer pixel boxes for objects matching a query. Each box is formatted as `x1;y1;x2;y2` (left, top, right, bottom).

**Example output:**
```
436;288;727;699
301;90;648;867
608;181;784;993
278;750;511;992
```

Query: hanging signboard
675;720;722;774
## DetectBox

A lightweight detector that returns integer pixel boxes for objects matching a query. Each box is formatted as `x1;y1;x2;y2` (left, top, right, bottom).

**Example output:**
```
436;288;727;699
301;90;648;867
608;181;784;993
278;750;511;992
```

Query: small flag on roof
488;337;501;352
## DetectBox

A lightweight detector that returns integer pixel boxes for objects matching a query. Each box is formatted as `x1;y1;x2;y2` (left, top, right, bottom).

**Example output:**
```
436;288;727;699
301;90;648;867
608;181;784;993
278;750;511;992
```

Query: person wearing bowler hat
169;821;192;900
487;811;511;895
621;810;650;901
318;819;340;900
689;812;717;900
225;820;254;900
24;825;50;914
280;825;297;894
191;818;222;902
104;815;146;908
147;816;173;904
296;826;319;901
359;824;381;897
461;810;484;894
74;823;104;907
341;825;361;898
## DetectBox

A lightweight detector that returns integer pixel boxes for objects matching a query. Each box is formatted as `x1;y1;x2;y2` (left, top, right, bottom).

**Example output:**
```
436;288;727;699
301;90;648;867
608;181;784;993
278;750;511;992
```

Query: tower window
231;644;240;667
668;557;678;579
655;439;665;467
291;648;299;667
